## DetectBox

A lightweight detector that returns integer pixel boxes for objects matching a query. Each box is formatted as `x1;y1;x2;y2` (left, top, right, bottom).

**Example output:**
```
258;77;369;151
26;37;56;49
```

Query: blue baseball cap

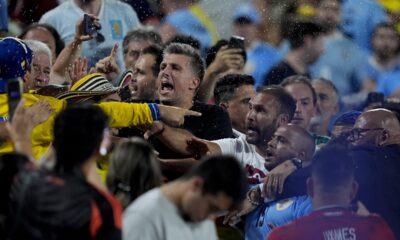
0;37;33;82
233;4;261;25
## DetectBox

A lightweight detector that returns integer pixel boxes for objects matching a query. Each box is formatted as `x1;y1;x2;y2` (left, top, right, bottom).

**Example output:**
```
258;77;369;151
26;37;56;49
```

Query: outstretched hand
187;137;211;159
158;104;201;127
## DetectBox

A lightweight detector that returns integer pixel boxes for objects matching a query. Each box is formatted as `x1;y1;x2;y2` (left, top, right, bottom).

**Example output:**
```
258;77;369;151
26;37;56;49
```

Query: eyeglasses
347;127;384;142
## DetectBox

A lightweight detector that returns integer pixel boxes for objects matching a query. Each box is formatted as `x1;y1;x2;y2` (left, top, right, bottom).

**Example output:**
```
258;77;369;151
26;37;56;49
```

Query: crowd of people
1;0;400;239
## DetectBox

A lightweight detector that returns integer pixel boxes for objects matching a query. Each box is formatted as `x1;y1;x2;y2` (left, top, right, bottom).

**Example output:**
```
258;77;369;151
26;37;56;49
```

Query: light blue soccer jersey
245;195;312;240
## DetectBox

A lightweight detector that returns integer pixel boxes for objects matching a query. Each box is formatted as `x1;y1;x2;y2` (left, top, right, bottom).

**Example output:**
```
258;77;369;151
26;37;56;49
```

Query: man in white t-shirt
123;155;248;240
40;0;141;68
147;86;297;184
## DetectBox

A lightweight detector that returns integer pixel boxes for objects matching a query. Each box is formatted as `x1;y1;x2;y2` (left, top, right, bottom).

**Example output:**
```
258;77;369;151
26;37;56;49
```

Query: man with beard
147;86;296;184
244;124;315;240
263;19;326;86
310;0;369;98
40;0;141;68
129;45;163;102
153;43;233;160
213;74;256;137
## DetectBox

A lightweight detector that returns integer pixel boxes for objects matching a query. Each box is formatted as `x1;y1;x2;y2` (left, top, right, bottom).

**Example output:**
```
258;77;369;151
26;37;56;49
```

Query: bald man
349;108;400;147
346;108;400;238
245;124;316;240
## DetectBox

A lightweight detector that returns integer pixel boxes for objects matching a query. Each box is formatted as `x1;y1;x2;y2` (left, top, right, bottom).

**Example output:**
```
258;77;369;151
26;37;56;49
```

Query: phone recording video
83;14;101;36
228;36;245;49
7;79;23;121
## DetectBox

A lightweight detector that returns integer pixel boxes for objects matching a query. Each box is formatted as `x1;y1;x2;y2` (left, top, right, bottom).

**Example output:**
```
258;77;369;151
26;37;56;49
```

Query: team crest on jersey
276;199;294;211
110;20;123;40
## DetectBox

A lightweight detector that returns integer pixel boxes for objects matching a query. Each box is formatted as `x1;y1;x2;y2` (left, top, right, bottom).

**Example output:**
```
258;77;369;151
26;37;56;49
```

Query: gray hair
123;27;162;54
23;40;52;64
164;43;205;81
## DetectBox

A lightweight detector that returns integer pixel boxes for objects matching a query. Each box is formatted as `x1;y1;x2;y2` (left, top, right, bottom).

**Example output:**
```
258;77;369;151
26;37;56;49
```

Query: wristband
246;187;262;206
148;103;161;121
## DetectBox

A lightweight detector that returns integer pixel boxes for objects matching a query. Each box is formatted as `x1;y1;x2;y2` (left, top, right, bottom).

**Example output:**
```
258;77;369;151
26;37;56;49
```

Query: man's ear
189;77;201;91
377;129;390;146
219;102;229;110
277;113;289;127
297;150;306;161
191;176;204;190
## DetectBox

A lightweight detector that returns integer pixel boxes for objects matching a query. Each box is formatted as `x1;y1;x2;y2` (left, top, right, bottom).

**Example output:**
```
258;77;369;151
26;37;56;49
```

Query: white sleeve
212;137;245;166
212;138;237;155
123;211;159;240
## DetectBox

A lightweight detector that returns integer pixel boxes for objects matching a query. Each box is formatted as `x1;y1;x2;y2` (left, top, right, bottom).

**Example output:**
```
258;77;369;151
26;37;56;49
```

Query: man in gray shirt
123;155;248;240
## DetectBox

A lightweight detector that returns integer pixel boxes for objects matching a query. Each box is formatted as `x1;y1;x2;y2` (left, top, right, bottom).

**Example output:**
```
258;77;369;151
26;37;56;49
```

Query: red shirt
268;207;395;240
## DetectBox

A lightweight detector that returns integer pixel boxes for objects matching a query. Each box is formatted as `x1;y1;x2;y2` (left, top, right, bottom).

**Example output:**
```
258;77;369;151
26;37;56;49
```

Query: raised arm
50;15;99;84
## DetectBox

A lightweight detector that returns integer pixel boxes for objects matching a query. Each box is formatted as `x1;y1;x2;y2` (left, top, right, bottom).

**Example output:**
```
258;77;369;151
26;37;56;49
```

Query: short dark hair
166;34;201;50
282;17;326;49
53;104;109;172
141;44;164;77
372;22;399;39
164;43;205;81
257;85;297;122
281;75;317;105
205;39;247;67
214;74;255;104
183;154;248;207
123;28;162;55
19;23;65;57
312;144;355;191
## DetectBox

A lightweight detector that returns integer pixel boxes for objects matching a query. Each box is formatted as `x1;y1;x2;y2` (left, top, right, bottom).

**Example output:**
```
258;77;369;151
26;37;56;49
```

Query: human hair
256;85;297;122
372;22;399;39
123;28;162;55
23;39;52;64
106;138;162;209
281;75;317;105
141;44;164;77
182;154;248;207
53;104;109;172
166;34;201;50
19;23;65;57
164;43;205;81
205;39;247;67
312;144;355;191
214;74;255;104
282;17;326;49
313;77;339;97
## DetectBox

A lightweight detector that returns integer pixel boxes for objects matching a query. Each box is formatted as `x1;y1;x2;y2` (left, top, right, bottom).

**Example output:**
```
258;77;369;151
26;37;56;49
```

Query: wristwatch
291;158;303;169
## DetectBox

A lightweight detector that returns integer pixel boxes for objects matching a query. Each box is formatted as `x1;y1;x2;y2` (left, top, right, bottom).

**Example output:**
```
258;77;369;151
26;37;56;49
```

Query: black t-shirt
153;101;233;159
9;169;121;240
350;145;400;239
263;61;310;86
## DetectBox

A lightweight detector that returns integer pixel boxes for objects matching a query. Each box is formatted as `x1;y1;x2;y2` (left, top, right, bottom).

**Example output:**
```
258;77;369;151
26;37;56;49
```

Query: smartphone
228;36;245;49
6;79;23;121
83;14;100;36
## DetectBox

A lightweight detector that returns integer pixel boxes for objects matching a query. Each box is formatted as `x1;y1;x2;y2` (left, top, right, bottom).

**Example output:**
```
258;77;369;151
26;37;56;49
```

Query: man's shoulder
40;1;74;20
191;101;226;115
103;0;136;14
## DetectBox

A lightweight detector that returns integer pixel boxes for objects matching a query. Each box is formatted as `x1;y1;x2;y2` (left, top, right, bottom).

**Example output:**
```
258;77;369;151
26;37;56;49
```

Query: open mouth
265;148;275;160
159;81;174;95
